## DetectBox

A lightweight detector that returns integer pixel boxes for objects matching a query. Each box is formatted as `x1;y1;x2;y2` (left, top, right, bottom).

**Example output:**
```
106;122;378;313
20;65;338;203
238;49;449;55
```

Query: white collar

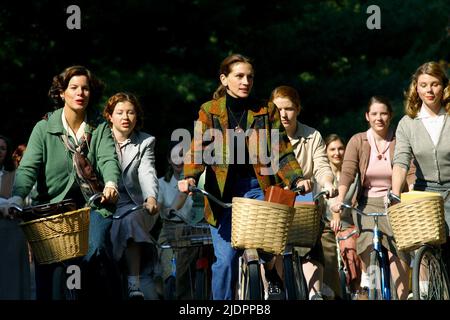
417;104;446;119
117;138;132;148
61;109;87;143
289;121;314;145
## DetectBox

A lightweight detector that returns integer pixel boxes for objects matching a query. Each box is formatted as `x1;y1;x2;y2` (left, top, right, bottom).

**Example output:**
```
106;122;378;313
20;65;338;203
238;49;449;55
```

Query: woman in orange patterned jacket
178;53;309;300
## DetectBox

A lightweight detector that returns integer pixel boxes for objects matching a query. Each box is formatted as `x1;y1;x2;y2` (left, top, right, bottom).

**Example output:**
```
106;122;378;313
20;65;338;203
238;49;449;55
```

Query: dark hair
404;61;450;118
48;65;105;109
0;135;16;172
269;85;301;111
12;144;27;169
103;92;144;131
366;95;393;116
163;141;180;183
324;134;345;148
213;53;253;99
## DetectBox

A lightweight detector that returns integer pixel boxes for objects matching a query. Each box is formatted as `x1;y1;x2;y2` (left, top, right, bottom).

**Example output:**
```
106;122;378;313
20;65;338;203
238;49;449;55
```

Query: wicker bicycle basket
20;207;90;264
387;196;446;252
286;203;320;248
161;223;213;248
231;197;295;255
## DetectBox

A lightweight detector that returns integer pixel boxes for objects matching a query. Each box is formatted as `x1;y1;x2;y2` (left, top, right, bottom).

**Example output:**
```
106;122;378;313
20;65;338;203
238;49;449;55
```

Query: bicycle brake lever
86;192;104;207
112;204;144;220
339;203;352;210
292;185;306;194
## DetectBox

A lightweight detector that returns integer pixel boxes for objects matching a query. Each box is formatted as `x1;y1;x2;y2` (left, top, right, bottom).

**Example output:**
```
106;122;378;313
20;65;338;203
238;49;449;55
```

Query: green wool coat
13;108;121;217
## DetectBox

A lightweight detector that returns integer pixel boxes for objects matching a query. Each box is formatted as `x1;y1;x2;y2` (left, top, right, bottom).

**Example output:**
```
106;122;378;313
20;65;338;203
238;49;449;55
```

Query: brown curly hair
404;61;450;118
103;92;144;131
48;65;105;110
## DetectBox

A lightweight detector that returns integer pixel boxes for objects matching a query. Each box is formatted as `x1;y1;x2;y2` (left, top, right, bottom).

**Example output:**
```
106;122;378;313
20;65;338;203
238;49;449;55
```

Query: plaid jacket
184;95;303;226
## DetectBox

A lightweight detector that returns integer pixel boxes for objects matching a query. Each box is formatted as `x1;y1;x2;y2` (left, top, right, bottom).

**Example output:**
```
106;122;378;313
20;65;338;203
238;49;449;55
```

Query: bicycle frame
282;189;331;300
340;203;392;300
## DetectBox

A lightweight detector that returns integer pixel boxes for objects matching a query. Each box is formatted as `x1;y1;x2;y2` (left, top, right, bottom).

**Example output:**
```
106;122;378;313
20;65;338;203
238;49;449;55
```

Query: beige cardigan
289;121;333;188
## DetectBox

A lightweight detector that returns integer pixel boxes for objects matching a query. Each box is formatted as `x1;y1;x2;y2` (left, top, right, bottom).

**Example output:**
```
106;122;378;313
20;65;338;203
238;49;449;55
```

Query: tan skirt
355;196;410;264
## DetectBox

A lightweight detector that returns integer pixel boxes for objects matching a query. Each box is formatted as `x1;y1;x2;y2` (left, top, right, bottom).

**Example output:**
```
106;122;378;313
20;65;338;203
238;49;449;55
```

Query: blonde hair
404;61;450;118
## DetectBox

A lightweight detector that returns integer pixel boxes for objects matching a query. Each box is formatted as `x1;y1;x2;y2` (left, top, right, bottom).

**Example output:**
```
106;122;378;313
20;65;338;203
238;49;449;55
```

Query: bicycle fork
372;219;391;300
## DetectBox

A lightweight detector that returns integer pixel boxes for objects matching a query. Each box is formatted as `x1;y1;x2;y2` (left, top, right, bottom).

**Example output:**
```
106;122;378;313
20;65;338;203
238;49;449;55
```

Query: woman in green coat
4;65;121;299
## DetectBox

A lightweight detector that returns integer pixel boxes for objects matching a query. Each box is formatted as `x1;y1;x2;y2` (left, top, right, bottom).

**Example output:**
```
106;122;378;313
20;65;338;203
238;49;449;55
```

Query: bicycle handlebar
188;186;232;208
293;185;333;202
339;203;386;217
4;193;104;219
112;204;144;220
188;185;330;207
86;192;104;207
313;190;330;202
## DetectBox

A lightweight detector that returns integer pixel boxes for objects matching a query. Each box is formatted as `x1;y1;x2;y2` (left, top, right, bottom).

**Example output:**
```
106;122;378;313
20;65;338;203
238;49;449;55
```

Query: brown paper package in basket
287;203;320;247
20;208;90;264
264;185;296;207
387;196;446;252
231;197;295;255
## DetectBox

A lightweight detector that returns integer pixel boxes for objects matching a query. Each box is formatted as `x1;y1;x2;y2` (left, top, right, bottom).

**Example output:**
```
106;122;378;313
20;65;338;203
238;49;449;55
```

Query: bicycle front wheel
283;254;296;300
293;249;308;300
339;268;351;300
368;251;383;300
52;264;78;300
239;261;262;300
412;245;450;300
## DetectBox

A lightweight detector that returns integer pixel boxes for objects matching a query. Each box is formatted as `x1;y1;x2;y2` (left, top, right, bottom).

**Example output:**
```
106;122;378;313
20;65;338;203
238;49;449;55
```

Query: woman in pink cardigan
330;96;411;299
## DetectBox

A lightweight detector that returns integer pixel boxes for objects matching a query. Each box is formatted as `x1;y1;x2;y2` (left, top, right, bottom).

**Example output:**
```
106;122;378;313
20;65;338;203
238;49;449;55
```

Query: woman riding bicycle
391;61;450;278
177;53;309;300
2;65;121;299
324;134;362;299
156;142;206;300
103;92;159;300
331;96;412;299
269;85;337;300
0;135;31;299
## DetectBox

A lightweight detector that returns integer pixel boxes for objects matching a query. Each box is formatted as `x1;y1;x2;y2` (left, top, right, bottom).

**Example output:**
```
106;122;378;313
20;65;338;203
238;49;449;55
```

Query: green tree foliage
1;0;449;174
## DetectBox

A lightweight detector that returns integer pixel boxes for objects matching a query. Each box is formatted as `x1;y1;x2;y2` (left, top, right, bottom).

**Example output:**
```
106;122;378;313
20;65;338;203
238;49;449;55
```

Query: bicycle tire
293;250;308;300
339;269;351;300
246;262;262;300
412;245;450;300
283;254;296;300
52;264;78;300
52;265;66;300
164;275;176;300
368;250;383;300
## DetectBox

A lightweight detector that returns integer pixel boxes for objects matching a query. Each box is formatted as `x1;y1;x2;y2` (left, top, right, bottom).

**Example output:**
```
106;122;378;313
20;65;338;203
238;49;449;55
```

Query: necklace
228;108;246;133
373;136;390;160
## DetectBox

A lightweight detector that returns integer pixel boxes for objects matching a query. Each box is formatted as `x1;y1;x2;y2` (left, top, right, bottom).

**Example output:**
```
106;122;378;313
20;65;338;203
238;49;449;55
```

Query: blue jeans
209;177;264;300
85;209;113;261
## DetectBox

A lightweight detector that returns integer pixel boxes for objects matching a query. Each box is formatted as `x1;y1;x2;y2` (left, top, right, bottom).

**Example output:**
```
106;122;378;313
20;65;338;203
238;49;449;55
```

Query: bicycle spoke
414;246;450;300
